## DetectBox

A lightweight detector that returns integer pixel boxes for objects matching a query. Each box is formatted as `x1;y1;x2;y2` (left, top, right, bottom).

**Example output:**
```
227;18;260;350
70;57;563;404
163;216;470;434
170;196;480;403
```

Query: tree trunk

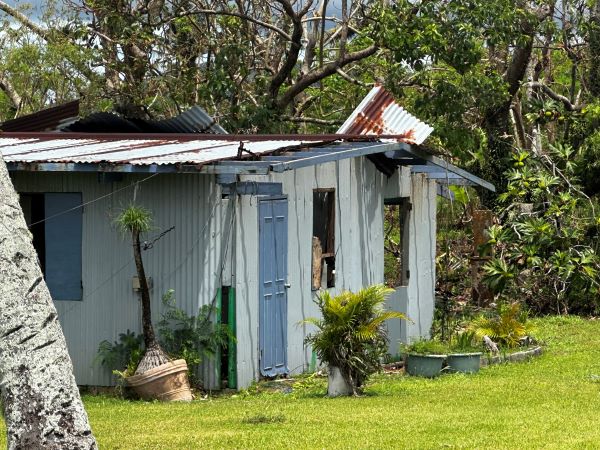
131;229;168;375
0;155;97;448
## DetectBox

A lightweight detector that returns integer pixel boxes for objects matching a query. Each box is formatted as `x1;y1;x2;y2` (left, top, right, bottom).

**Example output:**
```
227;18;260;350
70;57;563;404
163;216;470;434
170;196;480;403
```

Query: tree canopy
3;0;600;197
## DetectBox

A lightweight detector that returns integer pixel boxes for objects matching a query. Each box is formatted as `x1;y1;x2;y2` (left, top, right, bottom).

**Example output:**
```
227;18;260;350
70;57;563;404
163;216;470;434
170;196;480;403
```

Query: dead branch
526;82;584;111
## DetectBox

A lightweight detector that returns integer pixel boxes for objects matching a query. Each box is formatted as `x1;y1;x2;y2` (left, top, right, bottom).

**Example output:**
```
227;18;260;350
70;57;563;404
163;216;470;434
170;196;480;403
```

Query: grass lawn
2;316;600;449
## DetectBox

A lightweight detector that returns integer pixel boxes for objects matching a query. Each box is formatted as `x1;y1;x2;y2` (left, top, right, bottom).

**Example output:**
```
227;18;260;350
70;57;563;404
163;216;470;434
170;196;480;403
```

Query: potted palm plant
304;285;406;396
116;205;192;401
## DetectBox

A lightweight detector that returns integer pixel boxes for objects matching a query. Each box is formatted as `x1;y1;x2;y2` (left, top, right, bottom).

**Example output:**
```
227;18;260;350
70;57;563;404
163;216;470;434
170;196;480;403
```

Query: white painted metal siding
234;157;387;388
385;174;438;353
10;172;230;386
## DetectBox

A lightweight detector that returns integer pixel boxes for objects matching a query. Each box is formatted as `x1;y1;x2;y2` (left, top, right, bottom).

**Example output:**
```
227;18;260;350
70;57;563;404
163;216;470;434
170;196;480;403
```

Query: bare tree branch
0;1;53;41
269;0;313;103
283;115;343;125
277;44;377;109
526;82;584;111
182;8;293;41
335;68;373;87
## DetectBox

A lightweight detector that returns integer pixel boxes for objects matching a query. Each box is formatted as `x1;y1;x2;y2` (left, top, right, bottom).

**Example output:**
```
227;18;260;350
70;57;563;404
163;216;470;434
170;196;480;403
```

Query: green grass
2;316;600;448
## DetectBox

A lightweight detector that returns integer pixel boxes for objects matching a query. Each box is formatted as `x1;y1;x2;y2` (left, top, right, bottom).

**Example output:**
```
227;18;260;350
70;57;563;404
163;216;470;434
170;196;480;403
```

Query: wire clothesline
27;173;160;228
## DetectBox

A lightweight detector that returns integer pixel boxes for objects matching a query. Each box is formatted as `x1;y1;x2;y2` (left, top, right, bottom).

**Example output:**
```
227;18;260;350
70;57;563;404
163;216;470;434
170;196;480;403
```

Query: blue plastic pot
446;353;482;374
405;354;446;378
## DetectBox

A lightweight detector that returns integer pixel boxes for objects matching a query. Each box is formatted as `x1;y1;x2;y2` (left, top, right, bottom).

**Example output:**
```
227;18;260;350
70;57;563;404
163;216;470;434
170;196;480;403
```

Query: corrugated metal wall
10;157;437;390
10;172;231;386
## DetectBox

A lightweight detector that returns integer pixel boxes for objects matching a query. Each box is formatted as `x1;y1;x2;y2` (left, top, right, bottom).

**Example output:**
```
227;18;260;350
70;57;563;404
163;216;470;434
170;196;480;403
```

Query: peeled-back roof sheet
337;86;433;145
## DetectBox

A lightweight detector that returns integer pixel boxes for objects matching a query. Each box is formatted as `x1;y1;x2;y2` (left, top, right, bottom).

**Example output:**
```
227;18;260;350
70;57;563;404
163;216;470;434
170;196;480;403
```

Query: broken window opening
312;188;335;289
384;198;411;287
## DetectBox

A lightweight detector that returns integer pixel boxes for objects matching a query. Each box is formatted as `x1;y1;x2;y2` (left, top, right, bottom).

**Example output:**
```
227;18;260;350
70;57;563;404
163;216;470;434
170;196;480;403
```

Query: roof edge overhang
3;134;494;192
394;146;495;192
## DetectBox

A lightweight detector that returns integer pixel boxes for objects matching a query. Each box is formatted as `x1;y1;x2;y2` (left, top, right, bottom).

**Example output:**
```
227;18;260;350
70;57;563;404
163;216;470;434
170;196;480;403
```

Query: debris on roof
62;106;227;134
0;100;80;132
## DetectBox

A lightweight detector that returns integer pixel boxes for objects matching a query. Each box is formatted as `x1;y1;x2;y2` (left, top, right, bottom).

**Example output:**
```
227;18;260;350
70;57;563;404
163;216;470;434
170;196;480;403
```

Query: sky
3;0;348;21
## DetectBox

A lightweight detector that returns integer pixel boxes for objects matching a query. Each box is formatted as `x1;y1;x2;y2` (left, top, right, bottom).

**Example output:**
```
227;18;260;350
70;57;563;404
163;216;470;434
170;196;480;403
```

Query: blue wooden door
259;197;288;377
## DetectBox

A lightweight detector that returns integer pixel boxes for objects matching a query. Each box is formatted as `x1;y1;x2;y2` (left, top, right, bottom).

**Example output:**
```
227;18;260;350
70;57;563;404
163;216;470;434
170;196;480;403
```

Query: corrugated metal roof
63;105;228;134
337;86;434;145
0;136;316;166
0;101;80;132
165;106;228;134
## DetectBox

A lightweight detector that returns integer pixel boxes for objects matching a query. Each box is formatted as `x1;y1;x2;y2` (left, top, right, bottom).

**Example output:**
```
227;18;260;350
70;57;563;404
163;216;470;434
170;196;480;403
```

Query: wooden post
312;236;323;290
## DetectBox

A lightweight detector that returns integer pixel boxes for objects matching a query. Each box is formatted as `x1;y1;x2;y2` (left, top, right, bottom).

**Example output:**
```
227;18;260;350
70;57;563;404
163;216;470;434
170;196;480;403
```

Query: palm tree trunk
131;229;168;374
0;155;97;448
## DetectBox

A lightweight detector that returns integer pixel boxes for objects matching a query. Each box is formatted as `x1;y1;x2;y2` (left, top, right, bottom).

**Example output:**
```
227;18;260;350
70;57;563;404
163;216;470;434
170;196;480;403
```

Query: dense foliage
482;146;600;314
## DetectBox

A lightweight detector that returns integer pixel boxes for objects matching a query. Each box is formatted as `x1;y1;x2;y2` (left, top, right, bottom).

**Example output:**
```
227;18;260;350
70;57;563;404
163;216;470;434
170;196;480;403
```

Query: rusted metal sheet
337;86;434;145
0;134;418;171
0;131;420;142
0;101;80;132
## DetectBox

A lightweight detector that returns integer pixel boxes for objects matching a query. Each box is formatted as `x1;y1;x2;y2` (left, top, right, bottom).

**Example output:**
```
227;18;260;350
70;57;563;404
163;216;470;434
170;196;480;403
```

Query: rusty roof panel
337;86;433;145
0;100;80;132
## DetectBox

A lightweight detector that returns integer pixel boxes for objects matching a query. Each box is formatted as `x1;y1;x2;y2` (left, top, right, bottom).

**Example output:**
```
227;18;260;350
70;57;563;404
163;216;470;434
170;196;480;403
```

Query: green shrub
96;330;144;378
157;289;233;386
449;330;481;353
96;290;233;389
482;145;600;314
402;339;448;355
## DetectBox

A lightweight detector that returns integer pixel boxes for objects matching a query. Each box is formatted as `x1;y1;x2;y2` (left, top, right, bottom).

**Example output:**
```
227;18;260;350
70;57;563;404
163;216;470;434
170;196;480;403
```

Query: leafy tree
116;204;170;374
0;0;380;130
481;144;600;314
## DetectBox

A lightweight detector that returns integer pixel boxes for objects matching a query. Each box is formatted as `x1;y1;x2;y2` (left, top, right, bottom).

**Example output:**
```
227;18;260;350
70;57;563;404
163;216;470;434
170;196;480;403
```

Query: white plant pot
328;366;353;397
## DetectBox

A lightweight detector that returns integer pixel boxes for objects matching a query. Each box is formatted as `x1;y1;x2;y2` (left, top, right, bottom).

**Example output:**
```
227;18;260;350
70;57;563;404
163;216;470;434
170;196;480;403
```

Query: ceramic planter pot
127;359;193;401
328;366;353;397
446;353;482;374
405;354;446;378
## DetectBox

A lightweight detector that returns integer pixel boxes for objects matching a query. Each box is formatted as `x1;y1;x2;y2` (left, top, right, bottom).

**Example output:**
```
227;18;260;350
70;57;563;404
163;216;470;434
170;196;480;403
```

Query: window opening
312;189;335;289
18;192;83;301
384;198;411;287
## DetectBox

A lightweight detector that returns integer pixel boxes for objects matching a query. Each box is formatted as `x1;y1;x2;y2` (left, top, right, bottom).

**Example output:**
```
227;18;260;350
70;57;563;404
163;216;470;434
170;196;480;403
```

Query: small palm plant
116;204;169;374
304;285;406;395
468;302;534;348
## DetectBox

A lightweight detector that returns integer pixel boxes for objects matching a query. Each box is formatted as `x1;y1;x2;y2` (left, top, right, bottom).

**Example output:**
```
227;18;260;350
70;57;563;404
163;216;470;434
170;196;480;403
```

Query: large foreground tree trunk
0;156;97;449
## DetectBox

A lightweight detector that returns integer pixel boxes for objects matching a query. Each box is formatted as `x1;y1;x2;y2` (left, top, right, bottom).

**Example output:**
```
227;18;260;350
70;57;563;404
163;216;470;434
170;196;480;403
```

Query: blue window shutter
44;193;83;301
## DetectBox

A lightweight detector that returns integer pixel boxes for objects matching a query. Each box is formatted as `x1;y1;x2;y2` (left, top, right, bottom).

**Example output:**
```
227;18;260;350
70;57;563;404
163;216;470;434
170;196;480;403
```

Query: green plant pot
405;354;446;378
446;353;482;374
